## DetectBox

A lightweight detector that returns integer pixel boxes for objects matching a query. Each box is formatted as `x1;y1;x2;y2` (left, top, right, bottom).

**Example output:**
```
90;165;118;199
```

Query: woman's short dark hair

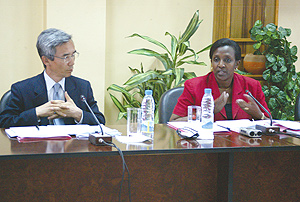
209;38;241;61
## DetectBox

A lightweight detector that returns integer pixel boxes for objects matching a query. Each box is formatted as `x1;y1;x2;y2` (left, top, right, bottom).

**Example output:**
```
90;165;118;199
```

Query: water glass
127;108;142;136
188;105;201;123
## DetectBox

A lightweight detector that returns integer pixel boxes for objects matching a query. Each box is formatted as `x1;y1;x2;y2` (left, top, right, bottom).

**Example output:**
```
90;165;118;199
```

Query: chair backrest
295;93;300;121
158;87;184;124
0;90;11;113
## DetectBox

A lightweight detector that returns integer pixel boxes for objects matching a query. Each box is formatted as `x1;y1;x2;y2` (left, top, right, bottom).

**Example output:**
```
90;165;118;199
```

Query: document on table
167;121;230;133
167;121;229;140
273;120;300;130
5;124;121;142
115;134;152;144
215;119;257;132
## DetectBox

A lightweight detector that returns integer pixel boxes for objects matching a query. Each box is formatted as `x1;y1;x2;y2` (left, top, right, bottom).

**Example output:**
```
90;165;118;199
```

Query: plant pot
243;53;266;75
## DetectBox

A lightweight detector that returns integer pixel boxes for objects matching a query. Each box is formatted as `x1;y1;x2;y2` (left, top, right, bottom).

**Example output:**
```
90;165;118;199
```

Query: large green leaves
251;20;299;120
108;10;210;122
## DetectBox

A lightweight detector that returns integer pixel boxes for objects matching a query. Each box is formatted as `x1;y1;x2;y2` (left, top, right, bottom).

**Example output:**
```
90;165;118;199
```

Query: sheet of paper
273;120;300;130
167;121;229;133
167;121;223;139
115;134;152;144
215;119;256;132
5;124;121;139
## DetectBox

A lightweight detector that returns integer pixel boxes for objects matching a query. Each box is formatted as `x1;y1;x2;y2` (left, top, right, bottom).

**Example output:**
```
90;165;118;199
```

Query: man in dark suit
0;28;105;128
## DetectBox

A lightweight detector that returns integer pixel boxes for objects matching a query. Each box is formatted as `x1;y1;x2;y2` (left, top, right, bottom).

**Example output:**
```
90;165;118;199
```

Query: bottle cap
204;88;211;94
145;90;152;95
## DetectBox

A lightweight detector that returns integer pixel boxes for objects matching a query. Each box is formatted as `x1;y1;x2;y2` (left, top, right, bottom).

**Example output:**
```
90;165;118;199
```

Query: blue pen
218;125;231;131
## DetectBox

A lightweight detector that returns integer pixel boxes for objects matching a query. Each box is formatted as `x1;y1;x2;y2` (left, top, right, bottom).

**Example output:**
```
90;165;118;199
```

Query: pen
36;125;40;130
218;125;231;131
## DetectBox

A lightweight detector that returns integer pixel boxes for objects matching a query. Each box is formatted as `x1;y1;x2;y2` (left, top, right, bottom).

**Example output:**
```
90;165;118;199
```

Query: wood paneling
213;0;279;73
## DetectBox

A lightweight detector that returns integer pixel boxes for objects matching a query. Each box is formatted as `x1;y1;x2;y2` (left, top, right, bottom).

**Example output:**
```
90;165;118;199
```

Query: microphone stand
80;95;111;145
81;95;132;201
245;90;280;134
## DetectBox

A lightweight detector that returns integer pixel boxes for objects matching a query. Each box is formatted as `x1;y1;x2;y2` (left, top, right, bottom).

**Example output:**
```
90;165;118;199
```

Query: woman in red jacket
170;38;270;121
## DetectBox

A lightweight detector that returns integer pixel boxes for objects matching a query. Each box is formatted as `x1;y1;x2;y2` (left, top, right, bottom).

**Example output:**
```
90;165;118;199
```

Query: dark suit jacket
0;73;105;128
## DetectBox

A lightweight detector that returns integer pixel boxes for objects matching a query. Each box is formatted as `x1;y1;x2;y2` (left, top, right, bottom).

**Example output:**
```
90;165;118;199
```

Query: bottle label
202;121;213;129
141;121;154;138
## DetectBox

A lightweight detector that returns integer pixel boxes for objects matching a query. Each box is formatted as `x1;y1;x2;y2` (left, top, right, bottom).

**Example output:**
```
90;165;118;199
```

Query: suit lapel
33;73;48;106
65;76;77;103
32;73;49;125
209;73;227;119
231;74;244;119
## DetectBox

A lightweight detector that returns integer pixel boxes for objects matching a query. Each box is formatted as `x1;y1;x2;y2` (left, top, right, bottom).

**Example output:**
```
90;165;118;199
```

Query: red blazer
173;72;270;121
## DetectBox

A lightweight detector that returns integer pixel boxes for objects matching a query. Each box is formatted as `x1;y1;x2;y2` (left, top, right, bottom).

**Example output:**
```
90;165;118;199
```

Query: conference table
0;124;300;202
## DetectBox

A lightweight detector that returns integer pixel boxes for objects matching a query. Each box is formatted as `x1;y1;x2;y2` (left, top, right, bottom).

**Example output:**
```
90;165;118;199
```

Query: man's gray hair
36;28;72;67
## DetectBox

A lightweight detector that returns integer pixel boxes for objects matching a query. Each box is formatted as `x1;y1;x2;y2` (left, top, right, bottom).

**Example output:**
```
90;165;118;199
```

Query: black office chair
295;93;300;121
158;87;184;124
0;90;11;113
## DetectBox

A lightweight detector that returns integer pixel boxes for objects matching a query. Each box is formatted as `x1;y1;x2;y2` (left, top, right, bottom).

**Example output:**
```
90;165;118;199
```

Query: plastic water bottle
201;88;214;129
141;90;155;139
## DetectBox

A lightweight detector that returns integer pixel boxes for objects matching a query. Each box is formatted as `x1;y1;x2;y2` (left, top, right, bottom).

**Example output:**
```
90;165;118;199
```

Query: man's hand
55;91;82;122
214;91;229;114
236;94;263;119
36;100;65;120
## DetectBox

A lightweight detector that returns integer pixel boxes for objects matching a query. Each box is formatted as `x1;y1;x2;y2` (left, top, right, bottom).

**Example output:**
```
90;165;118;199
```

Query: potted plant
107;10;211;122
250;20;300;120
243;53;266;75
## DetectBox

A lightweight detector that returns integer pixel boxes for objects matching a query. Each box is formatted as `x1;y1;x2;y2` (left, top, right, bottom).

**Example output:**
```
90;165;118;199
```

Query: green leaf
174;68;184;86
266;54;276;63
285;28;292;37
128;48;172;70
179;10;202;43
277;91;286;104
256;29;266;36
253;42;261;49
178;44;212;62
124;71;160;86
280;65;287;73
271;71;283;83
268;97;278;109
183;72;197;79
165;32;178;60
286;80;294;90
278;27;287;37
127;33;171;55
108;93;126;113
254;20;263;28
161;69;173;76
266;23;277;32
179;60;206;65
128;66;141;74
270;86;280;96
117;112;127;120
262;69;271;80
291;46;298;56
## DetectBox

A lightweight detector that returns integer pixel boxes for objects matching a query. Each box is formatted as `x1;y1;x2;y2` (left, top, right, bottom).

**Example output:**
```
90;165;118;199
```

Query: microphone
245;90;279;134
81;95;131;200
81;95;111;145
245;90;273;125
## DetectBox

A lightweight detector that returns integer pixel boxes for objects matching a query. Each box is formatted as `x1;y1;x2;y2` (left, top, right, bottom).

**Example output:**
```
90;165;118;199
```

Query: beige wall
0;0;299;126
0;0;45;95
278;0;300;71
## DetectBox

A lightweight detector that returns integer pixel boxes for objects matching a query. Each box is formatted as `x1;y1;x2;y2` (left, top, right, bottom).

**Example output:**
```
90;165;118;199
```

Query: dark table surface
1;124;300;158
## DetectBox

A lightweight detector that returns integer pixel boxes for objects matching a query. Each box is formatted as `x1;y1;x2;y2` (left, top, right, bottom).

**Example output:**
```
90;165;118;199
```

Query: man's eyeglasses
52;51;79;63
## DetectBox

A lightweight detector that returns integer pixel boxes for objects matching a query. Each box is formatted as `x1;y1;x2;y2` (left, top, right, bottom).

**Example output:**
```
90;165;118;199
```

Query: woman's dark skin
170;45;265;122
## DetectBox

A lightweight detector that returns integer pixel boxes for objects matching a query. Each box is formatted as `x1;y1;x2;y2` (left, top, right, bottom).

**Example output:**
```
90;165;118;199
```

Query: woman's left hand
236;94;263;119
